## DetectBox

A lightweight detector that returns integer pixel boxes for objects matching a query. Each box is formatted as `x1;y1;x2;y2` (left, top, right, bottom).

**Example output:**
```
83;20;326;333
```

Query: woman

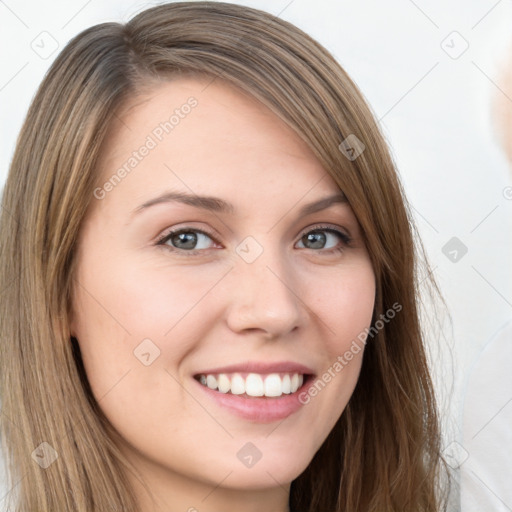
0;2;449;511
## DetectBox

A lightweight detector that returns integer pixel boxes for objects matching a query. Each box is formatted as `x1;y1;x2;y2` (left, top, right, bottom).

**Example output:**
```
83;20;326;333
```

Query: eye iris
172;232;197;249
304;231;326;249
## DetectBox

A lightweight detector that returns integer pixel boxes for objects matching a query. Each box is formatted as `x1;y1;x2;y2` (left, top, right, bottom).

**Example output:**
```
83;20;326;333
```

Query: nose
224;246;305;339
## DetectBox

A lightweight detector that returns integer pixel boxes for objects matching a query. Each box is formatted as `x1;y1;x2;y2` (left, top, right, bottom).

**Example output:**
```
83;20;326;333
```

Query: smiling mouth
194;372;312;398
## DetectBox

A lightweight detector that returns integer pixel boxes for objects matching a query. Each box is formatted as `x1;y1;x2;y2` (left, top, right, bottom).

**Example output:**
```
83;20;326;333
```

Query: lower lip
193;376;313;423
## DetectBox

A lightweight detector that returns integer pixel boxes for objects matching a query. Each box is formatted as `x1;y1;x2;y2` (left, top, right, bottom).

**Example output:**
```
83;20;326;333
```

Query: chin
216;452;313;490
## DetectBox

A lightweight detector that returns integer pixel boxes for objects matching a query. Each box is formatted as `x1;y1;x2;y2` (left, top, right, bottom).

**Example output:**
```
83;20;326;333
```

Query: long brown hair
0;2;449;510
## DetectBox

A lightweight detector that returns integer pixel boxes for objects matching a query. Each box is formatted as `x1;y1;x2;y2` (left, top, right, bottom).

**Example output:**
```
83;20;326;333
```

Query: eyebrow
131;190;347;217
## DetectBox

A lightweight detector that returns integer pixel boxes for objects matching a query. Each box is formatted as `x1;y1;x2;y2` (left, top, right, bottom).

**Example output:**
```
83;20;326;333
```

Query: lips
192;361;316;422
193;360;315;377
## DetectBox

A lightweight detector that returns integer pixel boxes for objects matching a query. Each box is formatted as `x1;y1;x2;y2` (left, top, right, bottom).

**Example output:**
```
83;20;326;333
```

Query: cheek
299;260;375;436
71;265;197;441
315;261;376;355
71;252;226;394
70;255;231;475
106;254;228;335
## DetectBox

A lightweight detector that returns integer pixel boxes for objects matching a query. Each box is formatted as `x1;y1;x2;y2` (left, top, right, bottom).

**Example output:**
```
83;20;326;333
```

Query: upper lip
194;361;315;376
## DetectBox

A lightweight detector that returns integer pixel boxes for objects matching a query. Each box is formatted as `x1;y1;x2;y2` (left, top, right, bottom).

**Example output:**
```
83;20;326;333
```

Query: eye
155;224;351;255
157;228;217;252
296;226;351;252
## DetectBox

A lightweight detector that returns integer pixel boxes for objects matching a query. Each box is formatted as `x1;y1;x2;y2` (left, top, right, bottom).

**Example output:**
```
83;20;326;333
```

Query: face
70;76;375;509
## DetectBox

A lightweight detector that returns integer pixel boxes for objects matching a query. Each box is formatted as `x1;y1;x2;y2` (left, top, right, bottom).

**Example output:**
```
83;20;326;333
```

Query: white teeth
217;374;230;393
230;373;245;395
197;372;306;397
281;374;291;394
290;374;304;393
264;373;282;397
206;375;217;390
245;373;264;396
291;374;299;393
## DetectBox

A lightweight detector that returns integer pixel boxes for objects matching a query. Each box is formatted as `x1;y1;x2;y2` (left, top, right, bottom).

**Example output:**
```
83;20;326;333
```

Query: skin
494;46;512;165
70;76;376;512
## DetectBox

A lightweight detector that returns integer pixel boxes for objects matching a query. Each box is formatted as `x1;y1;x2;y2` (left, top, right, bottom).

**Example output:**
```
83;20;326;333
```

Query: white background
1;1;512;510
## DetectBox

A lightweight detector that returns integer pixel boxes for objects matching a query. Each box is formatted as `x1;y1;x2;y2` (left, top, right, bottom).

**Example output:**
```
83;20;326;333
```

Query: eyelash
155;224;352;256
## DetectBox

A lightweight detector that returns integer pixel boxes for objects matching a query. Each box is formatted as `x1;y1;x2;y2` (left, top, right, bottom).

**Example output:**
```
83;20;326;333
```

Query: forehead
91;77;341;215
102;77;321;163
